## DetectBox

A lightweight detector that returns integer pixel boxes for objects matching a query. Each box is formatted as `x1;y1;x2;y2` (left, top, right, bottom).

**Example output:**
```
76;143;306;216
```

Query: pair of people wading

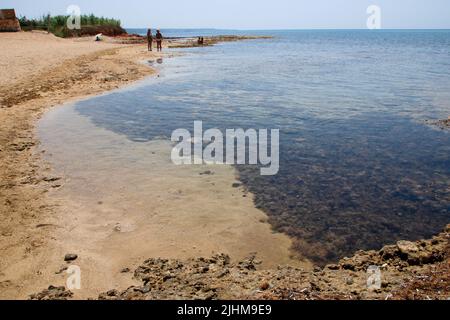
147;29;163;52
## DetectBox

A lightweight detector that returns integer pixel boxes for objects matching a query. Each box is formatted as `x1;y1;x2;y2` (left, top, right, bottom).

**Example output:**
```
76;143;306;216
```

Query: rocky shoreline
30;225;449;300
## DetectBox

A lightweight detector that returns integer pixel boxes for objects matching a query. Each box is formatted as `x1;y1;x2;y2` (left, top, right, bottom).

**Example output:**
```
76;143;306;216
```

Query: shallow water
49;30;450;264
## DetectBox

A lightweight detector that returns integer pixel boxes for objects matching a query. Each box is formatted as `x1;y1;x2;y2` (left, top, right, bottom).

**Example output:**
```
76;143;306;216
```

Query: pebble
64;254;78;262
346;277;354;285
259;281;270;291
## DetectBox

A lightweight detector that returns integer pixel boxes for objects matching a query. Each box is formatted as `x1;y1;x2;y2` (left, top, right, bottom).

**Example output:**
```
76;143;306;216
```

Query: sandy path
0;32;307;299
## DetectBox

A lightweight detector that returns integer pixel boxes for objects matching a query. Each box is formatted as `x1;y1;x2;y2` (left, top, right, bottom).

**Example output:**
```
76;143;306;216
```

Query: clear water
73;30;450;264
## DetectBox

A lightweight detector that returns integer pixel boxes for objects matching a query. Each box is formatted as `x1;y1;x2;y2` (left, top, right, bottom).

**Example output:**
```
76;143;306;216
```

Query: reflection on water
69;30;449;264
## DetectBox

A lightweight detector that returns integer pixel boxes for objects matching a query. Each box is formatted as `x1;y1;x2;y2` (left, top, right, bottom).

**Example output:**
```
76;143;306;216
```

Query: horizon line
124;27;450;31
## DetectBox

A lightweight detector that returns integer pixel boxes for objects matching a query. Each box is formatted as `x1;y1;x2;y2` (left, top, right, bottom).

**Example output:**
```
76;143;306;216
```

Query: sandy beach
0;31;305;299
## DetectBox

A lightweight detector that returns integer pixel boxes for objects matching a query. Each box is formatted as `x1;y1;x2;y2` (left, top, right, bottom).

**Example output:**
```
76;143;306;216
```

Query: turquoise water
75;30;450;264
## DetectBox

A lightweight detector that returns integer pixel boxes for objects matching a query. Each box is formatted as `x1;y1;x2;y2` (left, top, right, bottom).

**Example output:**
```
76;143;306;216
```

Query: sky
3;0;450;29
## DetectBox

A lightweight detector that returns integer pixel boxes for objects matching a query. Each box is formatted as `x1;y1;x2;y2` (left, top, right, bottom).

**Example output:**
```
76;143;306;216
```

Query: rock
395;240;438;266
120;268;130;273
326;264;340;270
341;262;355;271
135;286;151;294
313;266;322;273
239;255;257;271
380;245;399;261
216;269;230;278
397;241;419;254
346;277;354;286
64;254;78;262
107;290;118;297
232;183;242;188
259;281;270;291
200;267;209;273
162;273;175;282
29;285;73;300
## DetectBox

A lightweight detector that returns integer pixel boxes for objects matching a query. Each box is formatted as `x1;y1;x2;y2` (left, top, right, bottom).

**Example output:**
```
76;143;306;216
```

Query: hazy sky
4;0;450;29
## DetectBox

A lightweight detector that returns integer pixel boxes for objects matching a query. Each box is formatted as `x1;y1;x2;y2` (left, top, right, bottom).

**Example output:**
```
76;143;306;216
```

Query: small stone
162;273;174;282
64;254;78;262
232;183;242;188
200;267;209;273
106;290;118;297
341;263;355;271
397;241;419;254
259;281;270;291
326;264;340;270
216;269;230;278
134;286;151;294
346;277;354;285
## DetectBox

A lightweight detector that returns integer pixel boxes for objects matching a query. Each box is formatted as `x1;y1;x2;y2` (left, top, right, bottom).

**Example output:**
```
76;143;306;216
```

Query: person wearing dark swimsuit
155;29;163;52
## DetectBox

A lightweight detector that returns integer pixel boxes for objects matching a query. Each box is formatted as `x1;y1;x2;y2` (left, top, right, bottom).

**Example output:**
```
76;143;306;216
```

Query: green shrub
18;14;122;37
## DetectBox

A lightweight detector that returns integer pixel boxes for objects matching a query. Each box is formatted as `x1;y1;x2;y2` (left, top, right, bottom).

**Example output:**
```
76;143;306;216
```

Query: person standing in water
155;29;163;52
147;29;153;51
